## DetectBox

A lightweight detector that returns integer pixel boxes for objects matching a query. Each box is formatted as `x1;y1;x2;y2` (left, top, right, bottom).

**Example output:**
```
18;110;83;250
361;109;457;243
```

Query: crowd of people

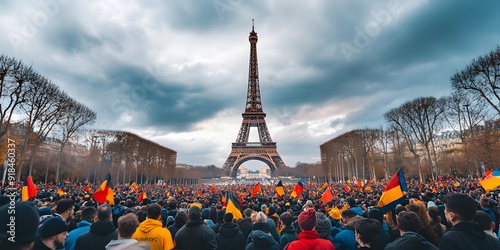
1;176;500;250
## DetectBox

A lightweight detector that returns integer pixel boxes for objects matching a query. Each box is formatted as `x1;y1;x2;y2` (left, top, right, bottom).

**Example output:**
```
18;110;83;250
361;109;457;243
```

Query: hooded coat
385;232;437;250
132;218;175;250
439;222;500;250
215;222;245;250
279;225;298;250
245;230;280;250
174;219;217;250
75;220;118;250
286;230;334;250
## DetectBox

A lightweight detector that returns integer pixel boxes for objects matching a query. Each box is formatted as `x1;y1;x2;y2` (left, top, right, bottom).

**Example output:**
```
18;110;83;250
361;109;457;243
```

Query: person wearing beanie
54;199;75;223
174;206;217;250
315;212;334;243
215;213;245;250
202;208;215;230
75;204;118;250
65;206;97;250
246;211;279;250
167;211;188;240
279;212;297;250
286;209;334;250
34;217;69;250
0;201;40;250
133;203;174;250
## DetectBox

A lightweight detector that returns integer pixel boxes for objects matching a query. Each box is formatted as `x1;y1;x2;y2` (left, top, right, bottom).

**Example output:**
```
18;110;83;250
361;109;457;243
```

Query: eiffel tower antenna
223;21;286;178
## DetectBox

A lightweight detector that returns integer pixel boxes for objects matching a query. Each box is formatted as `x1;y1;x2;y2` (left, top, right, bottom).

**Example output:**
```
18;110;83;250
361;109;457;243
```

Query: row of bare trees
0;54;96;183
321;46;500;181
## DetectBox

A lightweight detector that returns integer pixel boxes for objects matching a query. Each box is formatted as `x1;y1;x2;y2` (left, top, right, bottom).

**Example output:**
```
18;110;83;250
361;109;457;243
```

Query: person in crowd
239;208;254;241
427;204;446;242
133;203;174;250
333;209;359;250
439;193;500;250
54;199;75;223
0;201;40;250
479;195;499;234
175;205;217;250
75;204;118;250
353;218;380;249
246;211;279;250
213;209;225;234
408;200;439;246
167;210;188;239
473;210;498;239
215;213;245;250
366;208;390;250
346;198;363;217
279;212;297;250
385;211;437;250
34;217;69;250
65;206;97;250
286;208;334;250
106;213;150;250
315;212;334;243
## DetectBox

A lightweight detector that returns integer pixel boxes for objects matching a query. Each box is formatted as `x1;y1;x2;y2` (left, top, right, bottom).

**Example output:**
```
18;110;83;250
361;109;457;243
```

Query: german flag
22;169;37;201
377;169;408;213
290;181;304;198
137;190;147;203
275;180;285;197
93;173;115;205
225;192;242;220
251;183;261;197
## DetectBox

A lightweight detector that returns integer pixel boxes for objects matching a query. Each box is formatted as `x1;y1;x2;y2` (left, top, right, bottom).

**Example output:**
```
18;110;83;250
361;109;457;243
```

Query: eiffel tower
223;21;286;178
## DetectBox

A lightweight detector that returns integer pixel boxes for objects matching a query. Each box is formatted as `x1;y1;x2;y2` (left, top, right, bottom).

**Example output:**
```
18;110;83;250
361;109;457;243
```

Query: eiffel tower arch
223;21;286;178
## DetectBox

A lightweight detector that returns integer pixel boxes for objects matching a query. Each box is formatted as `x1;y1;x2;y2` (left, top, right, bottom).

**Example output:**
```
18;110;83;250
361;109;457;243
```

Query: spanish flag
290;181;304;198
137;190;147;203
377;169;408;213
320;186;333;203
480;168;500;193
251;183;261;197
275;180;285;197
93;173;115;205
22;169;37;201
225;192;242;220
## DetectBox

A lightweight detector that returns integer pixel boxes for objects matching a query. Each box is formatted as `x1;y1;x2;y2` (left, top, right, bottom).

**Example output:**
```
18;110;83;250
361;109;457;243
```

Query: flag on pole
320;186;333;203
377;168;408;213
479;168;500;193
251;183;262;197
130;182;138;193
290;181;304;198
275;180;285;197
93;173;115;205
225;192;243;220
57;188;65;197
22;169;37;201
137;190;147;203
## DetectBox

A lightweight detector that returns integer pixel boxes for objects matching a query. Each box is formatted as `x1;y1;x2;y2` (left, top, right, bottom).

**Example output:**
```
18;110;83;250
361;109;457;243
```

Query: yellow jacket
133;218;174;250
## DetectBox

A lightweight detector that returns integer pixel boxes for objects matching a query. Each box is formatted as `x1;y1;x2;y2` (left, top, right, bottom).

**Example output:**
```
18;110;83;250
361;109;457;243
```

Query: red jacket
286;230;335;250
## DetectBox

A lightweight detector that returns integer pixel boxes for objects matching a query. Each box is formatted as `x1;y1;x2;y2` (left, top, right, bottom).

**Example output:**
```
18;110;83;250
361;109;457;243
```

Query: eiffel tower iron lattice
223;21;286;177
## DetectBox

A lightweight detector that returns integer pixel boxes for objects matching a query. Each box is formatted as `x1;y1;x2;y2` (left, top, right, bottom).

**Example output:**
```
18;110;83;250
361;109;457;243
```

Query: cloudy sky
1;0;500;170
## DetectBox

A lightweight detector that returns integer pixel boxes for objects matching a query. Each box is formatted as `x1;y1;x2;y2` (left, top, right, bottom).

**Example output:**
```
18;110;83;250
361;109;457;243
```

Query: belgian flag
225;192;242;220
22;169;37;201
275;180;285;197
93;173;115;205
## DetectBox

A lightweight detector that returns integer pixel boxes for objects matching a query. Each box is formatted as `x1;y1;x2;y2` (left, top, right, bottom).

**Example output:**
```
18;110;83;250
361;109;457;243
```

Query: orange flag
320;187;333;203
251;183;262;197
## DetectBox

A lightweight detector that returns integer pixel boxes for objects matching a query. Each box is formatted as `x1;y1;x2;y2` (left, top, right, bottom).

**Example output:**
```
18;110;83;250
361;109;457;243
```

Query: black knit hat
0;201;40;248
39;217;68;238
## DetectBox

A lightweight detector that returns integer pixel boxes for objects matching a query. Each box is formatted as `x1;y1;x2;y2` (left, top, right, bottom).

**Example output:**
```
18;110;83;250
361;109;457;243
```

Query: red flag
137;190;147;203
320;187;333;203
83;184;91;193
344;185;351;192
484;169;492;178
210;184;216;194
251;183;261;197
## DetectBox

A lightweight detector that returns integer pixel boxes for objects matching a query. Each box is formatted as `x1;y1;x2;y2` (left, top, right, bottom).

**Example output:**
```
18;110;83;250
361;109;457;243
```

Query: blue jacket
65;221;92;250
333;225;356;250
